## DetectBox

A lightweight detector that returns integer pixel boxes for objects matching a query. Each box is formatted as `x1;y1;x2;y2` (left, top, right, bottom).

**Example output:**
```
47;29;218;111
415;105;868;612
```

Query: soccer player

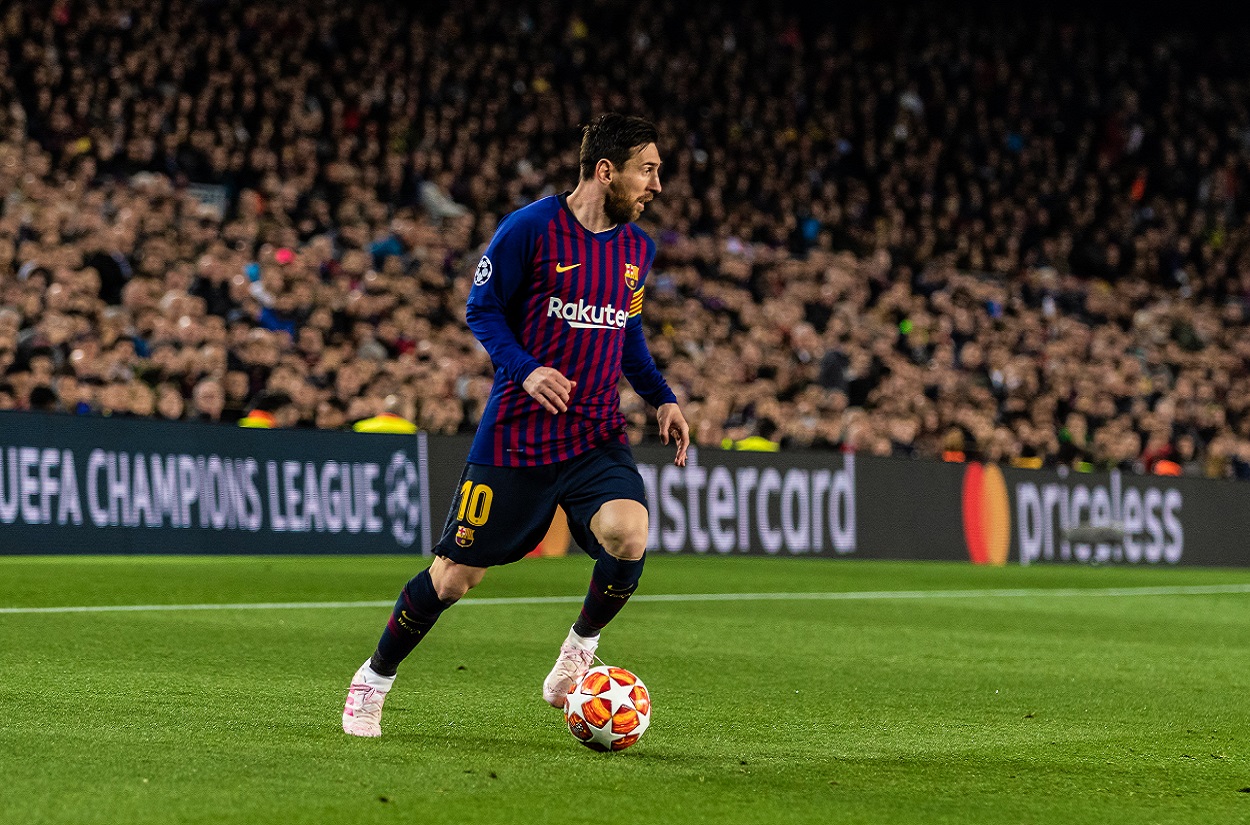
342;113;690;737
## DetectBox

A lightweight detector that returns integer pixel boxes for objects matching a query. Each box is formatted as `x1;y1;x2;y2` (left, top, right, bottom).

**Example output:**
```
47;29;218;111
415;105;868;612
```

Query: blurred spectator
0;0;1248;480
56;374;94;415
315;398;350;431
191;378;226;424
155;383;186;422
28;385;58;413
222;371;251;424
126;381;155;417
97;382;132;417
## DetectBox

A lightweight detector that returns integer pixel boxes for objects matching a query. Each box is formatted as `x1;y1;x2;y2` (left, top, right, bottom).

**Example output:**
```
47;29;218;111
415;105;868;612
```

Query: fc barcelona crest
624;263;640;291
455;525;475;547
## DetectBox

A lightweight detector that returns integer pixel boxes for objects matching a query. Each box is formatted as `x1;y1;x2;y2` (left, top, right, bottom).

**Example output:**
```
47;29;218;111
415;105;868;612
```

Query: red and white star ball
564;665;651;752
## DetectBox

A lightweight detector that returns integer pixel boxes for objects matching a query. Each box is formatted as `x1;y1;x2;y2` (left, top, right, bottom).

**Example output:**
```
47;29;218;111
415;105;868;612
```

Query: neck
565;182;616;233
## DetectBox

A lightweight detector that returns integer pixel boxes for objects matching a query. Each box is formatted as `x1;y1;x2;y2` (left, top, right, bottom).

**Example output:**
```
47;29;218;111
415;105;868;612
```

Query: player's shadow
392;721;737;769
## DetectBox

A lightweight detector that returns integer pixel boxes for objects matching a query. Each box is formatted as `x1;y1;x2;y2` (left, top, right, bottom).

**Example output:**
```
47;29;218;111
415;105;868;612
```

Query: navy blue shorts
433;440;647;567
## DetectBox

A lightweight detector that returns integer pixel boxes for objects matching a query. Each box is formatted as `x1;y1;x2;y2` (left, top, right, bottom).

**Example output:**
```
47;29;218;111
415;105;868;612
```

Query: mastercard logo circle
961;463;1010;566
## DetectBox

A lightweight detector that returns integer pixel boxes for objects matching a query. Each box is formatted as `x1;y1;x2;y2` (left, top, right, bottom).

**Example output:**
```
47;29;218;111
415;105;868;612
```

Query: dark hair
579;113;658;181
757;417;778;439
249;389;293;414
28;385;59;412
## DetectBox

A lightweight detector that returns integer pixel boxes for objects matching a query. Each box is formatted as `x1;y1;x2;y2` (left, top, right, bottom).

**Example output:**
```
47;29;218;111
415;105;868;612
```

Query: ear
594;158;614;185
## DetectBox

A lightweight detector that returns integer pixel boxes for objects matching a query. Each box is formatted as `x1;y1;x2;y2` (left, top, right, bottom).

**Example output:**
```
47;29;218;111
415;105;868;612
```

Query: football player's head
580;113;662;224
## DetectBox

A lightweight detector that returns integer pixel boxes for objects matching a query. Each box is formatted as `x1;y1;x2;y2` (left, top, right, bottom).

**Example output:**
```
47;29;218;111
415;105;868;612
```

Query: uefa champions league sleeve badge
474;256;493;285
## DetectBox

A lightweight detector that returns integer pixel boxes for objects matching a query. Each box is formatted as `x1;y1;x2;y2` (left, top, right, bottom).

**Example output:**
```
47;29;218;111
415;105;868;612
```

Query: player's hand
523;366;576;414
657;403;690;467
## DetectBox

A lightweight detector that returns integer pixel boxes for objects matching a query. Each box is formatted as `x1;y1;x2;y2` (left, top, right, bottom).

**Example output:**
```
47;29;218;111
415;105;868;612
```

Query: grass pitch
1;554;1248;825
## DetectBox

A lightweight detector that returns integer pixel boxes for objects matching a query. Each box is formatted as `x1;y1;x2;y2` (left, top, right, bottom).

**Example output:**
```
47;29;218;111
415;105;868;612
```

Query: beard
604;180;645;225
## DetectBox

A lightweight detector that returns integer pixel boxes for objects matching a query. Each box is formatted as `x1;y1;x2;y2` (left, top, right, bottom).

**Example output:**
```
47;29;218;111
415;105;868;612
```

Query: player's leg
343;556;485;737
371;555;487;674
344;462;557;736
576;498;647;634
542;444;649;707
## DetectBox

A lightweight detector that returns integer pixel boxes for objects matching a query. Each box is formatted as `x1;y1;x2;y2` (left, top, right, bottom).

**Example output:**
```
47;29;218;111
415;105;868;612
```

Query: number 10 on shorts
457;481;494;526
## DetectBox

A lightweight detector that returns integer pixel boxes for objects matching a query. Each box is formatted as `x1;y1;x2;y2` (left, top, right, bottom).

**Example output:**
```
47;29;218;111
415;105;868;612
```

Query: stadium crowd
3;0;1250;478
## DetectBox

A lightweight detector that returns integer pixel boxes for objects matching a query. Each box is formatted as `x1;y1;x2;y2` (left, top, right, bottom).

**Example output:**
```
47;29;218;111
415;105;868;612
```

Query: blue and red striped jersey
465;194;676;467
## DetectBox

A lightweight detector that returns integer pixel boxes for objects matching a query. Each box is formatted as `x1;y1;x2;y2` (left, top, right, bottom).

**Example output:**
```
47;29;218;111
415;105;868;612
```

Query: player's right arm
465;212;573;414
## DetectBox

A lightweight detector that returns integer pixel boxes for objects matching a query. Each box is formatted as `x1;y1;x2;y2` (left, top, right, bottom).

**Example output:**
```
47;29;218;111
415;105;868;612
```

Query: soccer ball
564;665;651;752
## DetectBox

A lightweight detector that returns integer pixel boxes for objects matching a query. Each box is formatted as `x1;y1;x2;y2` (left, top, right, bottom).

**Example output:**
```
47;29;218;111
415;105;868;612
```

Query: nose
649;172;662;194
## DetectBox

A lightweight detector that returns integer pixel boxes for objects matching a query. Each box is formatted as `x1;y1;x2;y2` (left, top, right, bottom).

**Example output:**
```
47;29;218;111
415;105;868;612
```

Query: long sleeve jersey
465;193;677;467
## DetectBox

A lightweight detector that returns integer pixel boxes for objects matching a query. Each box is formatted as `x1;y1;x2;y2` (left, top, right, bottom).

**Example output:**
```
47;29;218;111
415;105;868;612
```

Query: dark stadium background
3;5;1250;825
0;0;1248;483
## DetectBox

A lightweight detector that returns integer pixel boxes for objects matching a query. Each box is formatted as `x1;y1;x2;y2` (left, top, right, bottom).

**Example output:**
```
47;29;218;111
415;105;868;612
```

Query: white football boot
342;660;396;737
542;628;599;708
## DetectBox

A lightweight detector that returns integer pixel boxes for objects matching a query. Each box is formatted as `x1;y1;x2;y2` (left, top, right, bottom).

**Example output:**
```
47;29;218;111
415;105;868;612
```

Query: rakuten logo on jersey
547;297;627;330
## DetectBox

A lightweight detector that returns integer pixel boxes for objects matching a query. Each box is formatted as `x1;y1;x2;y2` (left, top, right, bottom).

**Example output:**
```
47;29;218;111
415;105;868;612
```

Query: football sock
370;568;456;676
355;661;396;691
562;625;599;652
572;552;645;638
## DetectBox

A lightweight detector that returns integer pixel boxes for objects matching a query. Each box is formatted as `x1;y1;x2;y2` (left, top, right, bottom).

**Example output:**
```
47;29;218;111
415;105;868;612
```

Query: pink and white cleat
542;630;598;708
342;660;395;737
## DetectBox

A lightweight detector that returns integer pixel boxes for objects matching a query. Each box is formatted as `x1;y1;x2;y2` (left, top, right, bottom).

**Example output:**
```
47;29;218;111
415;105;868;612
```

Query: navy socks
369;553;643;675
572;552;644;638
371;568;456;676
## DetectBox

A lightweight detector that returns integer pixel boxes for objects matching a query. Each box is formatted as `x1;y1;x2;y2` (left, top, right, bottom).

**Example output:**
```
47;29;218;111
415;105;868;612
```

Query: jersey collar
558;192;625;242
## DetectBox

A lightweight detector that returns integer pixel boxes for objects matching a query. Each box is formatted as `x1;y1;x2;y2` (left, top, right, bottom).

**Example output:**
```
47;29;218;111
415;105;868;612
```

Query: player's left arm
622;311;689;467
656;399;690;468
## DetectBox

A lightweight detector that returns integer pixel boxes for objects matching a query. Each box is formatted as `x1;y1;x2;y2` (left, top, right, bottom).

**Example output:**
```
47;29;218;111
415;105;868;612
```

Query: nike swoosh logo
555;263;581;273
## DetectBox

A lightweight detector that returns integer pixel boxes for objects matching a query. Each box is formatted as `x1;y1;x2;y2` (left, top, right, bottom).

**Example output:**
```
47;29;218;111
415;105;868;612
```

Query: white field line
2;583;1250;615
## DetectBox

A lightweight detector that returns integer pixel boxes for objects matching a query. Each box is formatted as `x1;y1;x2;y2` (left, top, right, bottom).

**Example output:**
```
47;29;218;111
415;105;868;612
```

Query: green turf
2;555;1248;825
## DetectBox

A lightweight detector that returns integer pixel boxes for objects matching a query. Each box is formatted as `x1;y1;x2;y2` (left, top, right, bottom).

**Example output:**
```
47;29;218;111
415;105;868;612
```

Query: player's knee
590;500;648;560
592;506;648;561
604;531;646;560
435;578;471;602
430;557;486;602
